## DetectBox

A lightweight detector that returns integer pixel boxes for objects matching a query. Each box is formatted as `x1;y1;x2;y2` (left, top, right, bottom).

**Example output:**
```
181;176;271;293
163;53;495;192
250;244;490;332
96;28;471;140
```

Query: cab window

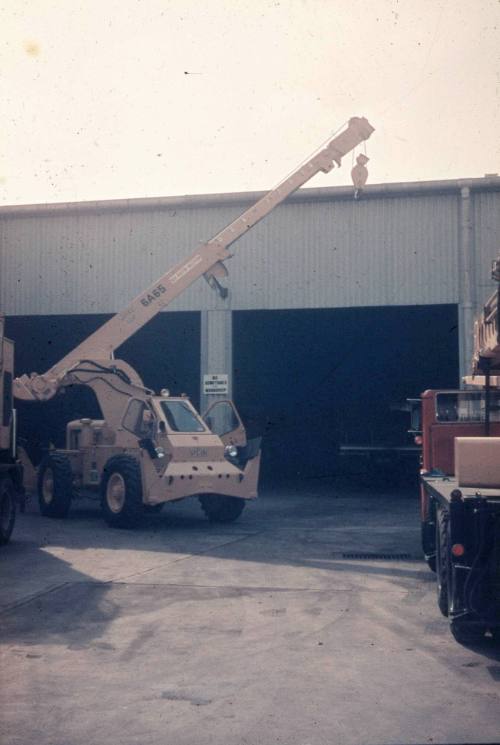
160;400;206;433
122;399;154;437
436;391;500;423
203;401;240;437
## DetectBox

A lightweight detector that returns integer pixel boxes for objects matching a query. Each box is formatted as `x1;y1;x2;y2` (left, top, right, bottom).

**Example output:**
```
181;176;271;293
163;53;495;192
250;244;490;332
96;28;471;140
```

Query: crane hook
351;153;369;200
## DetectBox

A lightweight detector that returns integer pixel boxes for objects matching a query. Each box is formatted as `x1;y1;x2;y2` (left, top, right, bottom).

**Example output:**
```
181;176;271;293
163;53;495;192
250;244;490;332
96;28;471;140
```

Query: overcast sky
1;0;499;205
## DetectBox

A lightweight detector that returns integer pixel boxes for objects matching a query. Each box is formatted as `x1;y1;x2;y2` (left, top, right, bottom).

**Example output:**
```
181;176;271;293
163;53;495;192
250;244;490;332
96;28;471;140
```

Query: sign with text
203;373;229;395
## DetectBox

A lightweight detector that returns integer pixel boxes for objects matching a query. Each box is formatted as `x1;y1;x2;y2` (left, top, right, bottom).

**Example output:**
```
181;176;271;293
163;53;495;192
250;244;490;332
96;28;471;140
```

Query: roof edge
1;176;499;217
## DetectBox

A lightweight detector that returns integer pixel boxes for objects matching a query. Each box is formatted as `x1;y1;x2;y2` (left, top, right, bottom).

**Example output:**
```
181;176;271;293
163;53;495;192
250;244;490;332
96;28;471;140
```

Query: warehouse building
2;176;500;479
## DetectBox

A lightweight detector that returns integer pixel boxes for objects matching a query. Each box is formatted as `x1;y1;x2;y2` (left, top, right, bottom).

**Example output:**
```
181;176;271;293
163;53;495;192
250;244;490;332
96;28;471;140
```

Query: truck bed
421;473;500;505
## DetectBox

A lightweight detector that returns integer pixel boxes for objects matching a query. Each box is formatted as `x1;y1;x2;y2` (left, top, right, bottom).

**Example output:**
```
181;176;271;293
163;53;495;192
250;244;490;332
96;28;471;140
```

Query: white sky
1;0;499;205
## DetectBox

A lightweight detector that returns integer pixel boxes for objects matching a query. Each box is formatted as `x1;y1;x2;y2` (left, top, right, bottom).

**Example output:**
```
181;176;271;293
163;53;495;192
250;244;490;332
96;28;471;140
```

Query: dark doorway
233;305;458;481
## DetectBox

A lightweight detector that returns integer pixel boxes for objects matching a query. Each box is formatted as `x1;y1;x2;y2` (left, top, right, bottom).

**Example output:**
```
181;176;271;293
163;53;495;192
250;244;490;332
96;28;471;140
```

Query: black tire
0;476;16;545
450;619;487;646
436;507;450;617
38;453;73;518
101;455;144;529
144;503;164;514
199;494;245;523
426;555;437;572
421;520;436;572
490;628;500;646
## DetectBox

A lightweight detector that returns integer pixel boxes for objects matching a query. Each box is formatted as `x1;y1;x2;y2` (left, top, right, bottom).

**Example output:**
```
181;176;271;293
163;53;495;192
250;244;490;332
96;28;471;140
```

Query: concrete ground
1;480;499;745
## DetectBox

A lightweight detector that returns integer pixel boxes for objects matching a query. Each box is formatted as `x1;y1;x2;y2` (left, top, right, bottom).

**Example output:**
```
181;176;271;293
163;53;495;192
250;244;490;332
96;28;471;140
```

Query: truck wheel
101;455;144;529
199;494;245;523
426;555;437;572
0;476;16;545
436;507;450;617
450;619;487;646
38;453;73;518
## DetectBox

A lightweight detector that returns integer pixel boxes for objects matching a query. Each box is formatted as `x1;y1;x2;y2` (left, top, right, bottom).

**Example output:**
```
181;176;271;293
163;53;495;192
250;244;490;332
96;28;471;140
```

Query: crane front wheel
198;494;245;523
144;503;164;514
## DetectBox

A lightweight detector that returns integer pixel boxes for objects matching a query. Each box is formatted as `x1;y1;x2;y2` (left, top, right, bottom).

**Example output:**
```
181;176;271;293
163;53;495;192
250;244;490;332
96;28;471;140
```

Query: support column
458;186;476;386
200;309;233;413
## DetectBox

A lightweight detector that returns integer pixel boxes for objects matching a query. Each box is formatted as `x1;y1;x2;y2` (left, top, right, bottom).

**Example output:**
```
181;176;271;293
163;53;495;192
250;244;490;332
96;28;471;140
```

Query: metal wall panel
0;207;223;315
1;184;498;316
230;194;459;310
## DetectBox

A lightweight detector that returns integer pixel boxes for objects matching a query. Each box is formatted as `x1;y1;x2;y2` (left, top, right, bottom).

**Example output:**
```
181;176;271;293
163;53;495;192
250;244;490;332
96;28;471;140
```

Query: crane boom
14;116;374;402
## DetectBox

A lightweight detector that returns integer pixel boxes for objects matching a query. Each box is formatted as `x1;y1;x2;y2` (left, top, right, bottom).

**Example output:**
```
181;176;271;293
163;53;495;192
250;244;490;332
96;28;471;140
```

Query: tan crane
14;117;374;528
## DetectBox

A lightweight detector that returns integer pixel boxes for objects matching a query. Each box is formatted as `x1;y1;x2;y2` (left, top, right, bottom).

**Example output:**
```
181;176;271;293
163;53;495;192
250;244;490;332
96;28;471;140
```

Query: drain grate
338;552;414;561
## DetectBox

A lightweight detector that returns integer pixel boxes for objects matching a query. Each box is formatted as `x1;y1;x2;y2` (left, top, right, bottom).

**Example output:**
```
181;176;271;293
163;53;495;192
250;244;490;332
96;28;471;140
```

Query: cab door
202;400;247;448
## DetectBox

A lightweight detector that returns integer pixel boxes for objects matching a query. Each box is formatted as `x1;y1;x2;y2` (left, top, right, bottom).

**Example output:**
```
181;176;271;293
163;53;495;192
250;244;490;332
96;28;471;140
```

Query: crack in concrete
109;530;264;583
0;581;77;614
0;578;412;615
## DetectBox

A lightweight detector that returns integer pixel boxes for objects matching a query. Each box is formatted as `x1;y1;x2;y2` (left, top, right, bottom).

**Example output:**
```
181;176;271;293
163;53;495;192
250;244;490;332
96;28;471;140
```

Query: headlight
224;444;238;459
155;446;166;459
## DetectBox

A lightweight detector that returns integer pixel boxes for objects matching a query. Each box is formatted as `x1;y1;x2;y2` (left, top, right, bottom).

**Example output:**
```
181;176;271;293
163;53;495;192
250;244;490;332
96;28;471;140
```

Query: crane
13;117;375;528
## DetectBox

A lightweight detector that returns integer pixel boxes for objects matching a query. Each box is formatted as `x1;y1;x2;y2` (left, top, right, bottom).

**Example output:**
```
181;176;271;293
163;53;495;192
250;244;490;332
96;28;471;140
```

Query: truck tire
38;453;73;518
436;507;450;617
0;476;16;545
421;520;436;572
450;619;487;646
101;455;144;529
426;555;437;573
199;494;245;523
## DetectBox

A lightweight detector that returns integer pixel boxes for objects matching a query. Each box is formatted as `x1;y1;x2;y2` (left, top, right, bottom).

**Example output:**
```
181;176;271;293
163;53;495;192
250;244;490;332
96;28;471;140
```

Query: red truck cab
420;388;500;528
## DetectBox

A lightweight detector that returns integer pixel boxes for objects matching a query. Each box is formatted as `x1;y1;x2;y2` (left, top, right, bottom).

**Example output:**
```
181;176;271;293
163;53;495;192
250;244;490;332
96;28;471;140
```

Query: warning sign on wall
203;373;229;395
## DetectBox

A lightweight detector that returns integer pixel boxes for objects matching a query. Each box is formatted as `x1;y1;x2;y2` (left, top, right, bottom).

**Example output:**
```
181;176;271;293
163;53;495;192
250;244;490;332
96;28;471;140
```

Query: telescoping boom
466;255;500;384
14;117;374;404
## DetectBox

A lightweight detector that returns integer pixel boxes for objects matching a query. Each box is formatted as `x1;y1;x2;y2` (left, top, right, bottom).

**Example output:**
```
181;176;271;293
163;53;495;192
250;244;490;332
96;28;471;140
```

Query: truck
0;315;24;544
13;117;375;529
418;256;500;644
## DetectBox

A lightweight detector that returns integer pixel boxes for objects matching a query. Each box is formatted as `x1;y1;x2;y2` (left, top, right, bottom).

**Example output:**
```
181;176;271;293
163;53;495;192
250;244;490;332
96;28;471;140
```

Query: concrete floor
1;480;499;745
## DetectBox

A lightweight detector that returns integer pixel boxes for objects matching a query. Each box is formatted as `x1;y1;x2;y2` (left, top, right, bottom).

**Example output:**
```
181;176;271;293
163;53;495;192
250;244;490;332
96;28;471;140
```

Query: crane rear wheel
37;453;73;518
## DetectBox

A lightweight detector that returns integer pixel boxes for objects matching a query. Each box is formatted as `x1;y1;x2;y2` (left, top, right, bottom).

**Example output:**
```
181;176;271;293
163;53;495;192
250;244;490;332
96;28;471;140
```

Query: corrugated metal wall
231;194;459;309
1;183;499;316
